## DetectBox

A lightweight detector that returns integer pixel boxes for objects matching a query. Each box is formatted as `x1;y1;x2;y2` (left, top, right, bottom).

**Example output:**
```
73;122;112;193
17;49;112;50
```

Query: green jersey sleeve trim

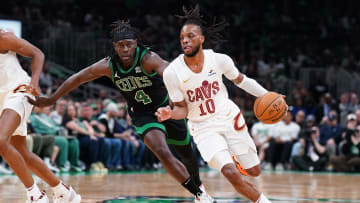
116;47;140;74
155;94;169;109
109;60;115;82
140;48;158;77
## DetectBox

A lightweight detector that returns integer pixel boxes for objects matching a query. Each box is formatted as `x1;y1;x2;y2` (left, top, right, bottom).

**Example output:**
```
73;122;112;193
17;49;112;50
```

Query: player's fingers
26;96;36;105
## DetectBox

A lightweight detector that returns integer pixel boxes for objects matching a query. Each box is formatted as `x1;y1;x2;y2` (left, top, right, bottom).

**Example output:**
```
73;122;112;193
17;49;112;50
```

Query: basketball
253;92;287;124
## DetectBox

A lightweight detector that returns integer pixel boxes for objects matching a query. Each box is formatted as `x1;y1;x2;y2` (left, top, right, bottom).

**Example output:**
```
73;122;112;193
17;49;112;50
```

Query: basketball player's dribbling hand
155;106;172;122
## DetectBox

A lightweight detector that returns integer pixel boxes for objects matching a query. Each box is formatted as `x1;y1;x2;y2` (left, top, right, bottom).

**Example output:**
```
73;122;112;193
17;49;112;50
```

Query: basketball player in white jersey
0;29;80;203
155;6;273;203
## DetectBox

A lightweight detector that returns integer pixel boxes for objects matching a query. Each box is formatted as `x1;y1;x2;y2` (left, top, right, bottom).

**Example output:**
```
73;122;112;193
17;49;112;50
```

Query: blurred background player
156;5;276;203
0;29;80;202
28;20;214;202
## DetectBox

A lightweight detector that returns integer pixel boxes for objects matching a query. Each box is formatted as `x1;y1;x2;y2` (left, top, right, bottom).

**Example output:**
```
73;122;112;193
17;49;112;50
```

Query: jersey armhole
140;48;158;77
109;59;115;82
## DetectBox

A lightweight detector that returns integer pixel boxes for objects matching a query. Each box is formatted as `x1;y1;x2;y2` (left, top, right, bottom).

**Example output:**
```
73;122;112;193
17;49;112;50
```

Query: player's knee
246;165;261;177
153;146;173;161
221;164;239;179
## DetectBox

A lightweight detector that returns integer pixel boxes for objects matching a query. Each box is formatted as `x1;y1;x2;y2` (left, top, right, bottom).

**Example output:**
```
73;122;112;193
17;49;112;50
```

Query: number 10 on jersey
199;99;215;116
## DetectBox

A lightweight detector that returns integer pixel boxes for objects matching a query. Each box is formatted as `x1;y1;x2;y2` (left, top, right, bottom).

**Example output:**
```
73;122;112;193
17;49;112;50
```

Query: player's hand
27;95;55;107
26;82;41;97
155;106;172;122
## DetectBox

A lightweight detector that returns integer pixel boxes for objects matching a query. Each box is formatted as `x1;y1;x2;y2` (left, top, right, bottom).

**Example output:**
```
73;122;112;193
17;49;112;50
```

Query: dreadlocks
110;20;143;43
176;4;228;49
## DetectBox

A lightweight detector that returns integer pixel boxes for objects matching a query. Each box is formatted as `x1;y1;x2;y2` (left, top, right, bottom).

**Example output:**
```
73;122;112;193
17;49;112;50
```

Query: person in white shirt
0;29;80;203
251;122;273;165
155;5;277;203
268;111;300;170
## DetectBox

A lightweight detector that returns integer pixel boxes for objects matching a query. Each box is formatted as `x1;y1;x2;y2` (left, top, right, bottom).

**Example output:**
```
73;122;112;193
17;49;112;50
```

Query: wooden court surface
0;170;359;203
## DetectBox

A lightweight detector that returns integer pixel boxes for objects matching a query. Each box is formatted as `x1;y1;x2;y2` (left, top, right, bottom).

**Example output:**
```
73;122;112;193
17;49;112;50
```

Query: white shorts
0;90;33;136
189;111;259;171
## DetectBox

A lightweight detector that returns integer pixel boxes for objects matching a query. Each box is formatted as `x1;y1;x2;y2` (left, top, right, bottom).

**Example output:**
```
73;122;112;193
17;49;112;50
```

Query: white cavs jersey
0;51;31;91
164;49;241;123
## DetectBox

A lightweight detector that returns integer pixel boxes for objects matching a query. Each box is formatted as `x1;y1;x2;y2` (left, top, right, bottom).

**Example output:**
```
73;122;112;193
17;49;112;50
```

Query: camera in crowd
300;128;317;143
344;128;358;143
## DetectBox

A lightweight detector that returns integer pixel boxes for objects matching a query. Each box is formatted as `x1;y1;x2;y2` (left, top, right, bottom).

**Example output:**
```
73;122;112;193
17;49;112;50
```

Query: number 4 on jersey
135;90;152;104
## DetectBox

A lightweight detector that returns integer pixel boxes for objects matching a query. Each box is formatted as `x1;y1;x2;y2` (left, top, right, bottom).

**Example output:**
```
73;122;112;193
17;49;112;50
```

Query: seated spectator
50;99;67;125
330;126;360;172
291;126;328;171
98;102;123;171
62;103;105;171
29;106;82;172
319;114;343;157
251;120;273;169
267;111;300;170
27;122;59;173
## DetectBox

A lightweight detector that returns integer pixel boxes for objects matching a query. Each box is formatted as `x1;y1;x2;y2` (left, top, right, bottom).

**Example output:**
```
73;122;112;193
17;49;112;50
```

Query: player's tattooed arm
141;51;169;77
155;100;188;122
27;58;111;107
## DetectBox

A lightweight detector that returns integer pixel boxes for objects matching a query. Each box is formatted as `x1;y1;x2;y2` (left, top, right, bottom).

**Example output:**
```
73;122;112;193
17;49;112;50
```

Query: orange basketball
253;92;287;124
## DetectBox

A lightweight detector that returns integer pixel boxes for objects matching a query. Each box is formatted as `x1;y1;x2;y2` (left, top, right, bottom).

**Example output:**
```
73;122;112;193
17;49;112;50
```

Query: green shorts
128;110;190;146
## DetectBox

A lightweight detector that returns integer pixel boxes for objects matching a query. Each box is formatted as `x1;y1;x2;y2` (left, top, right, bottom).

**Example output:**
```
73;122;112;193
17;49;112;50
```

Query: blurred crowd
1;0;360;174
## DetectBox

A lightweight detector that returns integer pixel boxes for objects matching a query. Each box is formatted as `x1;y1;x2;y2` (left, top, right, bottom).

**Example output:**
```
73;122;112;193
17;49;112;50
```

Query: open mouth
184;46;192;52
122;56;130;60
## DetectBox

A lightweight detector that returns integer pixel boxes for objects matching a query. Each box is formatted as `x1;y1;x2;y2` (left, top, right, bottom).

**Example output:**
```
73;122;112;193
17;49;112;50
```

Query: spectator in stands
27;122;59;173
268;111;300;170
315;93;337;124
39;63;53;95
251;121;273;169
339;93;351;127
50;99;67;125
355;109;360;126
305;115;316;128
291;126;328;171
295;110;306;129
122;108;146;170
319;114;343;157
30;106;81;172
80;102;109;171
288;81;307;106
330;126;360;172
98;102;123;171
62;103;103;171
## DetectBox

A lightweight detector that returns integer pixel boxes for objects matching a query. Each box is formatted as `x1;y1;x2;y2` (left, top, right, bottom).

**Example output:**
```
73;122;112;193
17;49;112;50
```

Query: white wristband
236;75;268;97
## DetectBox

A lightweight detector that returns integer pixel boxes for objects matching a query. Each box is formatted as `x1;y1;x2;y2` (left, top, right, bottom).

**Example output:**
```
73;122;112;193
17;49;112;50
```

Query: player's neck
184;51;204;74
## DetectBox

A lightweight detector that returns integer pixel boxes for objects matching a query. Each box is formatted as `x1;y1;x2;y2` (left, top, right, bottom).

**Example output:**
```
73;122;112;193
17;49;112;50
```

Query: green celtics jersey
109;46;168;112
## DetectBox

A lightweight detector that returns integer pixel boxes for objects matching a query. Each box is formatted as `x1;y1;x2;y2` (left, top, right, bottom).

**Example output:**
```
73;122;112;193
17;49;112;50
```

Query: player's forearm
51;72;87;102
170;105;188;120
235;75;268;97
30;49;45;85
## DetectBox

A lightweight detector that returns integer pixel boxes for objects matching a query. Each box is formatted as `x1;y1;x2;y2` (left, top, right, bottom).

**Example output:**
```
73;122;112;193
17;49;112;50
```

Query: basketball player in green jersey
28;20;214;202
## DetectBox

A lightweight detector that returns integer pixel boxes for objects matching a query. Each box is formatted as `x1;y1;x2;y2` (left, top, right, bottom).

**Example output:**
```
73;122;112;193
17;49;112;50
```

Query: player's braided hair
176;4;228;49
110;20;144;43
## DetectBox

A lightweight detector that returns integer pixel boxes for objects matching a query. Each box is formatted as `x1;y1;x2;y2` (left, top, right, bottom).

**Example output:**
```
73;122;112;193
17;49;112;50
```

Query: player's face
113;39;137;65
180;24;204;57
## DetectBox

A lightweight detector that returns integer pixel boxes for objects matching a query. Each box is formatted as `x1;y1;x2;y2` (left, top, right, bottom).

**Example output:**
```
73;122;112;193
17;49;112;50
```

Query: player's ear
200;35;205;44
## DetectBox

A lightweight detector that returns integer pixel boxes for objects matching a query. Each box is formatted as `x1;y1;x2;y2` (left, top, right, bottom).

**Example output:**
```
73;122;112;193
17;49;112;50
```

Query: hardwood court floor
0;169;359;203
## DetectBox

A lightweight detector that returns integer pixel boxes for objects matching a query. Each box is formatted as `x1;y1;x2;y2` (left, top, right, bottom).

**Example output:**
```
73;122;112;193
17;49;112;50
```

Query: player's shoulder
165;55;182;71
0;30;16;46
211;50;232;61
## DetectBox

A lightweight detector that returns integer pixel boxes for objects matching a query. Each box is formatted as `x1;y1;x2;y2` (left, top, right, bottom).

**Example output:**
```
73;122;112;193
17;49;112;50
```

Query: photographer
330;125;360;172
292;126;328;171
